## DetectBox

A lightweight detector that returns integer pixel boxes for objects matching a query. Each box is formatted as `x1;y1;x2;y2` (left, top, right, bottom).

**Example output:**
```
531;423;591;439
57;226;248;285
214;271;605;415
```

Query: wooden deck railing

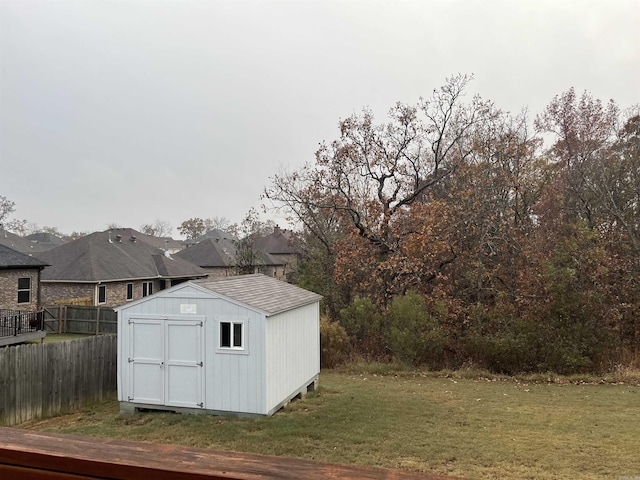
0;428;466;480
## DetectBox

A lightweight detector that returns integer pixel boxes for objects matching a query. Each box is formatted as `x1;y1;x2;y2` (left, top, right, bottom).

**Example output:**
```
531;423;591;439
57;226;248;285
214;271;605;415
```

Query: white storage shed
115;274;322;416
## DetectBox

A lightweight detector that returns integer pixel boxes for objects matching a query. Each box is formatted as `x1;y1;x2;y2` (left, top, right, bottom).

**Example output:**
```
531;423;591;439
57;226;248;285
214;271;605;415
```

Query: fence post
96;307;100;336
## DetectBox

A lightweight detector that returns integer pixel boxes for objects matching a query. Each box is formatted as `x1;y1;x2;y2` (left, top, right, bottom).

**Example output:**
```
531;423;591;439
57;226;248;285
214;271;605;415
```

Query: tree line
265;74;640;373
0;199;269;245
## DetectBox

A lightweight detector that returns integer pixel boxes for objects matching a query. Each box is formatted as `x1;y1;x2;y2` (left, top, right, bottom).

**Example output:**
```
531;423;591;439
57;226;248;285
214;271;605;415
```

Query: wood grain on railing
0;427;466;480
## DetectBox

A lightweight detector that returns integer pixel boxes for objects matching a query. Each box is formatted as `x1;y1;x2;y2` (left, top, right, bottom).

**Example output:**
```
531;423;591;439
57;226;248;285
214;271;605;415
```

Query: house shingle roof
194;274;322;316
175;237;284;269
0;243;49;269
129;229;185;252
0;228;54;254
253;227;297;255
37;228;207;282
24;232;67;249
175;237;236;268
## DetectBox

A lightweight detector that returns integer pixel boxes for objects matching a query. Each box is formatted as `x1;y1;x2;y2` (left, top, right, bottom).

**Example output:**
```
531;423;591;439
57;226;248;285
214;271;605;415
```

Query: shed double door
128;316;205;409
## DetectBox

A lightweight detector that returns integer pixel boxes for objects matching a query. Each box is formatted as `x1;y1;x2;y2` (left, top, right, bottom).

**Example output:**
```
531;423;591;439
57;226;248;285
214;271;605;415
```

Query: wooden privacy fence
44;305;117;335
0;335;117;426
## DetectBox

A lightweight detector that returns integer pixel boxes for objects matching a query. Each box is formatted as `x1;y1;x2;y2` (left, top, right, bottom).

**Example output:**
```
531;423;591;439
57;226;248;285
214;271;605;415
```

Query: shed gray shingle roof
194;274;322;316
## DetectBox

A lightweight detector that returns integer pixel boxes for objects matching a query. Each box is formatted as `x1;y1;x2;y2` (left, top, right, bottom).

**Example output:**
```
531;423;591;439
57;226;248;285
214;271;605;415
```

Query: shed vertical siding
264;302;320;413
208;306;266;415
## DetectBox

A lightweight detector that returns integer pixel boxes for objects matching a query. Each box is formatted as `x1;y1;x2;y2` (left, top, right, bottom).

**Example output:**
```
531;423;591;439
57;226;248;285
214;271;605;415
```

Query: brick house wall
104;279;160;307
40;283;95;306
41;279;169;308
0;268;42;311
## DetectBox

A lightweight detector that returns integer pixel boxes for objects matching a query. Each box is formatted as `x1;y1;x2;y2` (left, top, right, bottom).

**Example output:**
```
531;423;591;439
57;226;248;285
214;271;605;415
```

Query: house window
220;321;243;349
142;281;153;297
98;285;106;304
17;277;31;303
126;283;133;300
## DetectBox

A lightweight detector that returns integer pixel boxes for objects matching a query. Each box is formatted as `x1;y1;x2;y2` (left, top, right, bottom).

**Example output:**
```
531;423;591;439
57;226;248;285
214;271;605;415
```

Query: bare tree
265;75;492;299
203;216;232;232
140;219;173;237
178;218;207;240
0;196;16;225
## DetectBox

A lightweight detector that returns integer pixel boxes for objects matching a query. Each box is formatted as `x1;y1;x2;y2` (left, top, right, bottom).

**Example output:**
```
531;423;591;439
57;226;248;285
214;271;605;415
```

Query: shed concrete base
119;375;319;418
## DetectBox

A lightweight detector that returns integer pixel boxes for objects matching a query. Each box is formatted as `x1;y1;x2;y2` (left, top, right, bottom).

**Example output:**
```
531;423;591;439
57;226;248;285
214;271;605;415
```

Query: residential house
0;244;49;346
174;237;236;277
253;226;299;281
176;230;286;280
0;244;49;311
36;228;208;307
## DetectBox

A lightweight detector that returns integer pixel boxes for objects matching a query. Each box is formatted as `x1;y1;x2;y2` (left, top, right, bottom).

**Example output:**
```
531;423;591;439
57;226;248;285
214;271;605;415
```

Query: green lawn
40;333;93;343
21;367;640;480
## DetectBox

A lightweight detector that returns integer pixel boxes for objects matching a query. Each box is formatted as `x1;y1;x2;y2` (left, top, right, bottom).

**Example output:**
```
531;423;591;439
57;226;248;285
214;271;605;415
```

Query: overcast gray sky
1;0;638;238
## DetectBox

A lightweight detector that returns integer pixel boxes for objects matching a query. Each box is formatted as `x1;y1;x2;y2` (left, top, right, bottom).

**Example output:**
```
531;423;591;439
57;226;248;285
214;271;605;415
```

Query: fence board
43;306;117;335
0;336;117;426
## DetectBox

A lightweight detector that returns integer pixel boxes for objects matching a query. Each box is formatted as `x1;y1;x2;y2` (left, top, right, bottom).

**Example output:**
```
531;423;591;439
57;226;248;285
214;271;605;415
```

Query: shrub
463;306;618;375
339;297;386;357
464;318;540;374
320;316;351;368
386;291;447;367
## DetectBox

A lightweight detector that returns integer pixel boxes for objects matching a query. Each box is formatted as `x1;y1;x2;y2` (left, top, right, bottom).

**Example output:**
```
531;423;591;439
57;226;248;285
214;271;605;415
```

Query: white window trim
126;283;134;300
216;318;249;355
142;281;153;297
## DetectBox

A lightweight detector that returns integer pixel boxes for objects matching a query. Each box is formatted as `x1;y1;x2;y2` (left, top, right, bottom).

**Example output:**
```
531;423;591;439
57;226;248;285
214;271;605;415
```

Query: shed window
220;321;243;349
17;277;31;303
126;283;133;300
98;285;106;304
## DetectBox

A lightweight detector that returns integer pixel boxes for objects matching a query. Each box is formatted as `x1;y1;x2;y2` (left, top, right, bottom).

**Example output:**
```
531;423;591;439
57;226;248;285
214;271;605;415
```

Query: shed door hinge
197;361;203;367
197;402;204;408
128;358;134;363
128;396;134;401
